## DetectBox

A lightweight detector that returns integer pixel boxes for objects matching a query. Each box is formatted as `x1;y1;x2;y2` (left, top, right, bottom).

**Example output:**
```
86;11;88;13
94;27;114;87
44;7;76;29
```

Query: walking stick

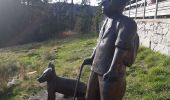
73;63;84;100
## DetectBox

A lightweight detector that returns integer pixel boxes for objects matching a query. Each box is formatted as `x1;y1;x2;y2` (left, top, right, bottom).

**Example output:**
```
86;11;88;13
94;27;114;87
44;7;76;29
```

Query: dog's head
37;62;56;83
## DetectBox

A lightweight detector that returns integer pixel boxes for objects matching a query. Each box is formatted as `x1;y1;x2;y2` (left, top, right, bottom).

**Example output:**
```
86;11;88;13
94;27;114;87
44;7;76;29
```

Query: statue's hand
82;58;93;65
103;70;118;82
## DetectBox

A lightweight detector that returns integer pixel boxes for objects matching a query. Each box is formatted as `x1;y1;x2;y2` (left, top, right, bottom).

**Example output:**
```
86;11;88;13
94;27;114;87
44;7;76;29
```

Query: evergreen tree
91;5;104;34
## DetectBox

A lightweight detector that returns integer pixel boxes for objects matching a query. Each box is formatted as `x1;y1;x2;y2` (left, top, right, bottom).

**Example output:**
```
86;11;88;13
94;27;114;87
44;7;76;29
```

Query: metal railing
123;0;170;19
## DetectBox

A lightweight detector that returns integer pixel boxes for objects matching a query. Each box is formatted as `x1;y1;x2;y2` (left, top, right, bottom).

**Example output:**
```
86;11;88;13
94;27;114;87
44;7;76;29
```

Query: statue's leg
86;71;100;100
99;65;126;100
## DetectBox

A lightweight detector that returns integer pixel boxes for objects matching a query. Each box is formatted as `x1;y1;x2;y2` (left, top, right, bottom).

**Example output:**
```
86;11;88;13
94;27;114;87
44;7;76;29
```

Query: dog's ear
48;62;52;68
48;62;55;71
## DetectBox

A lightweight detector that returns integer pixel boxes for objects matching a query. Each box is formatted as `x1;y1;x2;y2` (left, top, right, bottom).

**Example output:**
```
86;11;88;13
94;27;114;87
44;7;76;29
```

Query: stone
136;19;170;56
7;79;18;88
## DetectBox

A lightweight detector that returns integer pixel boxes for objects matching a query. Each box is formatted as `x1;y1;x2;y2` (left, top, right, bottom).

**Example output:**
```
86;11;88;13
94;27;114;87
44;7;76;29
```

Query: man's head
37;62;56;83
102;0;129;17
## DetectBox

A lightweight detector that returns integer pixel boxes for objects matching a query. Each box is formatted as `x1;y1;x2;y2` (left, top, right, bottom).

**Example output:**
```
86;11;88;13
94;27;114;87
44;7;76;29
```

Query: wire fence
123;0;170;19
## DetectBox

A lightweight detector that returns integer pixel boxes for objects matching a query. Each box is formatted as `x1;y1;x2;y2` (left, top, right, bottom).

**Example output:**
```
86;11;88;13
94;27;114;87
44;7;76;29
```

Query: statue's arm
90;47;96;60
82;47;96;65
103;19;137;81
103;47;127;81
82;19;108;66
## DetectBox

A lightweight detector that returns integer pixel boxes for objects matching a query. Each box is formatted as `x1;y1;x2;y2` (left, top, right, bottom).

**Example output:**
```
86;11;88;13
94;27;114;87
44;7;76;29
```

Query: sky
52;0;99;6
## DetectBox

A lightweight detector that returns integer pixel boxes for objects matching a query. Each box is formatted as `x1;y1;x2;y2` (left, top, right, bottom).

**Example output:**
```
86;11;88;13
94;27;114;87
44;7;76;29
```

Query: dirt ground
28;90;72;100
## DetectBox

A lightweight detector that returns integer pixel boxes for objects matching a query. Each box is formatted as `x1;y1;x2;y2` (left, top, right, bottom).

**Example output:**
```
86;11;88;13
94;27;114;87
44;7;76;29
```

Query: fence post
143;0;146;19
154;0;158;19
129;0;131;17
135;0;138;19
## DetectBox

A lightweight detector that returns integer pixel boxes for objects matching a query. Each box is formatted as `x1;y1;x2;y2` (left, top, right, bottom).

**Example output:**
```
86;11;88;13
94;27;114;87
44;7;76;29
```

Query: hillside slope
0;34;169;100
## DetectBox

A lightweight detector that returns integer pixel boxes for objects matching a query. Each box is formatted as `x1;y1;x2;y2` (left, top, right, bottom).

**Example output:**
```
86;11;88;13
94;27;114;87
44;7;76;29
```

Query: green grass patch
126;47;170;100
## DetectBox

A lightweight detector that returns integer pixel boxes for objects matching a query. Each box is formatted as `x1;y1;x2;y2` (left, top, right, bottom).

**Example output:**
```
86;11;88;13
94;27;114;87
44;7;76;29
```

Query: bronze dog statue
37;63;86;100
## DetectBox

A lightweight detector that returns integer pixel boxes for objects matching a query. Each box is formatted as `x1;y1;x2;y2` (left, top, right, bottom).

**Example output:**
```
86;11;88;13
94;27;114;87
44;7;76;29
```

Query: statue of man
82;0;139;99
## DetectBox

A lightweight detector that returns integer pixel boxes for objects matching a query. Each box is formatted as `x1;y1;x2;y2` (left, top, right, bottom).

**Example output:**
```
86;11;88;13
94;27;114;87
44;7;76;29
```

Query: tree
74;6;94;34
81;0;90;5
91;5;104;34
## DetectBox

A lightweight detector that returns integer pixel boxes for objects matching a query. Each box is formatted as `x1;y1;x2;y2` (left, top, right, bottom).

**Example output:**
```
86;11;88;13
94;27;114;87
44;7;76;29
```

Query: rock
27;71;37;79
136;19;170;56
7;79;18;88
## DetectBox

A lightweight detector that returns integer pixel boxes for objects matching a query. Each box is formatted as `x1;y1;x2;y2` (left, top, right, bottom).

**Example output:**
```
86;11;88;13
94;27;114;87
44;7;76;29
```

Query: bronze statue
83;0;139;99
37;63;87;100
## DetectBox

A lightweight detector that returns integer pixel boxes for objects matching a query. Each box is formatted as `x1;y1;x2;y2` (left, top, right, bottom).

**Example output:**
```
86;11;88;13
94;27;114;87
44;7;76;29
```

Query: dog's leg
48;90;55;100
76;97;85;100
63;95;70;98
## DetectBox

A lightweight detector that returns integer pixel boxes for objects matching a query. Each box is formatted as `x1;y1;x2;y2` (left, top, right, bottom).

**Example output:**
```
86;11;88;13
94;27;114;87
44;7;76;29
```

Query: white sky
52;0;99;6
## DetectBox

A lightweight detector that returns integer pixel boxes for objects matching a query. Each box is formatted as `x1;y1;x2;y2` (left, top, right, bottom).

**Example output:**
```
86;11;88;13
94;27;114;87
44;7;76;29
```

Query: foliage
74;6;94;34
0;0;49;47
0;1;99;47
91;5;104;33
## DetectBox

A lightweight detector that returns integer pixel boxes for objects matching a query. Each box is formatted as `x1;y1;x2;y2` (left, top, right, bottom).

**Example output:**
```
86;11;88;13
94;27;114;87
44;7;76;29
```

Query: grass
0;34;169;100
126;47;170;100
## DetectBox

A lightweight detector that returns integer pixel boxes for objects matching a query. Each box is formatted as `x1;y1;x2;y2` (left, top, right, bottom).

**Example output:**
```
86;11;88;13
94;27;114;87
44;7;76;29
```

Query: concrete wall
136;19;170;55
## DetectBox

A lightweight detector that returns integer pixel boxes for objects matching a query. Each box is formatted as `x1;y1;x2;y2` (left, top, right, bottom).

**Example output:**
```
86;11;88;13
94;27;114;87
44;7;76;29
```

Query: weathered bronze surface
37;63;87;100
83;0;139;99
